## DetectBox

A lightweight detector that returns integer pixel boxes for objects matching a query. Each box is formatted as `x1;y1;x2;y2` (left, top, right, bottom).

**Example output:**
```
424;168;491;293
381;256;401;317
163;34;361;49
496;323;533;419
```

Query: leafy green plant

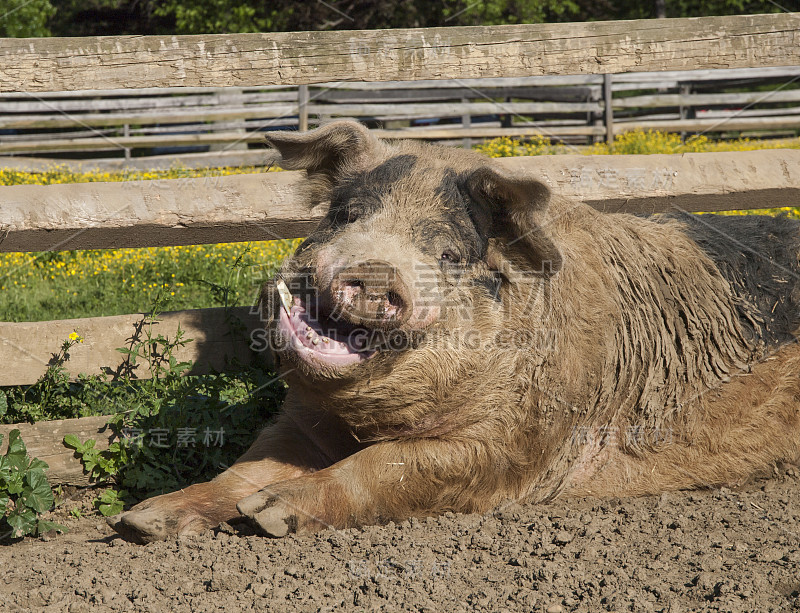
32;333;84;413
63;426;129;485
0;430;67;540
60;264;285;514
94;489;128;517
115;293;193;393
1;332;119;424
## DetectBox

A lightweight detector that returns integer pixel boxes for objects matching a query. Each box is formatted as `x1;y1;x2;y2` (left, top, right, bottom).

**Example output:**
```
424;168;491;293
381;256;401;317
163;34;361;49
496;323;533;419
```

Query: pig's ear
466;166;563;276
264;120;379;176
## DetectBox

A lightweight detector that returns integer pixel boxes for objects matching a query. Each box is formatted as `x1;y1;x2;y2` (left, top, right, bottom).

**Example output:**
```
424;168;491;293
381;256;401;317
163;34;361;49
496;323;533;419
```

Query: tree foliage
47;0;171;37
151;0;290;34
39;0;784;37
0;0;56;37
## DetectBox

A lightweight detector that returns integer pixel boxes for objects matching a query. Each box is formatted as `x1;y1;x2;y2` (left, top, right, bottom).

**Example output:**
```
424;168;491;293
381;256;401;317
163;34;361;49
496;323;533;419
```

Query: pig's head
262;121;561;385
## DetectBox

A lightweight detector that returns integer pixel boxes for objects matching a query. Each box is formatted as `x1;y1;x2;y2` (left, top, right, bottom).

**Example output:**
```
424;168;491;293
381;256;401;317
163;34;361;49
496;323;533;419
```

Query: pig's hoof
252;506;296;537
237;492;290;537
108;507;211;544
237;489;322;538
107;508;173;544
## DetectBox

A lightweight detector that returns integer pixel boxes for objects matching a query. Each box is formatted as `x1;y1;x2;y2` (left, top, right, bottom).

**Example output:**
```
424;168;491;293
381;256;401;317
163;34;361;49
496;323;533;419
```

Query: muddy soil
2;467;799;613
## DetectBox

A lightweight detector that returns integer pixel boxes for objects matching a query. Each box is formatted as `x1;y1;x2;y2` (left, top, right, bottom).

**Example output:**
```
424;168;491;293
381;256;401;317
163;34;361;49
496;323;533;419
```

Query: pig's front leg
236;439;508;537
109;407;358;543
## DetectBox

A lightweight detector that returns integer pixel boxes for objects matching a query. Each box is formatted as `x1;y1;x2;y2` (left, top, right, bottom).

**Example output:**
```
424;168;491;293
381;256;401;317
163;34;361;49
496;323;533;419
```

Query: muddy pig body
110;121;800;543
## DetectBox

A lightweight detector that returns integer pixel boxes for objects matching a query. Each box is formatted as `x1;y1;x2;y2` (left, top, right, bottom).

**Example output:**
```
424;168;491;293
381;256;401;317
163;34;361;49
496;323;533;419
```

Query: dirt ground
1;466;799;613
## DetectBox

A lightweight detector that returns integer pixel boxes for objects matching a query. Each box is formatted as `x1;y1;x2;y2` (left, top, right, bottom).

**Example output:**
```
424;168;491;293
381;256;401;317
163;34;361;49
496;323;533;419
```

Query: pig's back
673;213;800;346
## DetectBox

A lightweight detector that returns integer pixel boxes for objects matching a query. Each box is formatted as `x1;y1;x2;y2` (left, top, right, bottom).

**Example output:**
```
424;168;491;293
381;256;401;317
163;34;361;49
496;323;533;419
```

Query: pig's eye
330;208;359;226
440;250;461;264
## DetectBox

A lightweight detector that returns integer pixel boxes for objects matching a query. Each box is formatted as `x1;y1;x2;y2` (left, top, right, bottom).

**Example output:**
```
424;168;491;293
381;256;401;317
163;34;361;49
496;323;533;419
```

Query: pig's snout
330;260;411;327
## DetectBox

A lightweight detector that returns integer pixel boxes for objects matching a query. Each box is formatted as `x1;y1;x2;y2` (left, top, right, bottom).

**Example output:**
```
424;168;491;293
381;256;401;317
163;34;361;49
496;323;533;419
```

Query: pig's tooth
312;338;319;345
306;331;314;339
322;337;330;343
276;279;294;312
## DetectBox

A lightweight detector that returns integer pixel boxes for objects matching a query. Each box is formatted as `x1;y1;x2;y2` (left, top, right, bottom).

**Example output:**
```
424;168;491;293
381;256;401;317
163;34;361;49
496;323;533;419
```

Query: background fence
1;12;800;483
1;66;800;170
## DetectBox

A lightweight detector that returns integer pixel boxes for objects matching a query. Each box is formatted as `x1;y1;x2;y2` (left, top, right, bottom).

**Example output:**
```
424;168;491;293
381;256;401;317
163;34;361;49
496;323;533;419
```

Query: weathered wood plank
0;102;599;132
373;126;606;138
0;131;271;154
319;75;606;90
0;128;119;142
0;100;600;131
0;106;300;130
613;115;800;133
313;84;600;103
0;94;237;113
501;149;800;214
614;89;800;109
611;66;800;83
0;67;794;99
0;86;293;99
1;150;798;253
0;91;296;113
604;74;614;143
0;307;270;387
1;14;798;92
0;416;115;486
0;170;316;252
320;67;800;90
0;125;611;156
309;101;603;116
0;149;279;172
695;106;800;119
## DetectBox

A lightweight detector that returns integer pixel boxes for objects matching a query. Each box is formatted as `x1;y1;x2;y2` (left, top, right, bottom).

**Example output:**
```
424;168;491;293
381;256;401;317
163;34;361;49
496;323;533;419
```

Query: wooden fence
2;66;800;169
2;12;800;485
1;13;800;167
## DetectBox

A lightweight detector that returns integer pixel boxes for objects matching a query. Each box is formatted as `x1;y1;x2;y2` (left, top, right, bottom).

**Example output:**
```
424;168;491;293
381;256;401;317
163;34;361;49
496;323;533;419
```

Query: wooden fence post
210;87;247;151
123;123;131;160
502;96;512;128
461;96;472;149
298;85;309;132
604;73;614;145
679;83;691;141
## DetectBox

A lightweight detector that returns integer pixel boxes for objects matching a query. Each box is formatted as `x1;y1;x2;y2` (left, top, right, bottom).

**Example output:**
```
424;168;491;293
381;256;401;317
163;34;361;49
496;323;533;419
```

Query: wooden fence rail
2;150;799;253
0;307;266;387
2;14;799;92
0;417;116;486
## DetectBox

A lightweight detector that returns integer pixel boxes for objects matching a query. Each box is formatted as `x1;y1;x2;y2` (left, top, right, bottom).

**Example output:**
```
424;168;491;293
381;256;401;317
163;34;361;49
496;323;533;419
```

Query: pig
109;120;800;544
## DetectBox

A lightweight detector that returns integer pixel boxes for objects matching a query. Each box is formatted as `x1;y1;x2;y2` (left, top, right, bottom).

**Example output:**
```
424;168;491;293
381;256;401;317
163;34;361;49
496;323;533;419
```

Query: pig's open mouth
276;279;385;368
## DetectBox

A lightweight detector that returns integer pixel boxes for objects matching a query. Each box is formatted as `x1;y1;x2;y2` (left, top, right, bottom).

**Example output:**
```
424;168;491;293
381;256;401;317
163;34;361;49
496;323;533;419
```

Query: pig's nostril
386;291;404;309
345;279;365;290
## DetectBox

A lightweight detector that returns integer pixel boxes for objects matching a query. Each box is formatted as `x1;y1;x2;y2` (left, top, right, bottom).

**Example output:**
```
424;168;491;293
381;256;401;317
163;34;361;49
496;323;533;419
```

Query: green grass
0;241;300;322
